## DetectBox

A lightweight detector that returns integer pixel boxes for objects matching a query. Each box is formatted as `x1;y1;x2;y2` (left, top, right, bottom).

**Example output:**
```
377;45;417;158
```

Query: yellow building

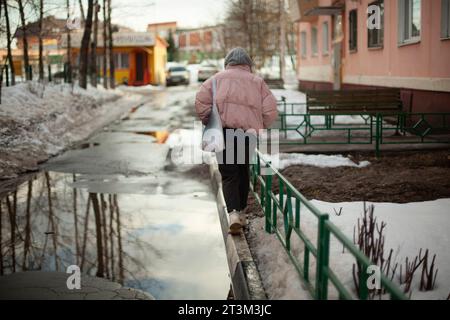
63;31;167;86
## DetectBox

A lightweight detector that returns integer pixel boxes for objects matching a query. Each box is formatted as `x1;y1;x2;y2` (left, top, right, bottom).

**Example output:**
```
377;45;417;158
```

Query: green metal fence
250;150;408;300
276;98;450;156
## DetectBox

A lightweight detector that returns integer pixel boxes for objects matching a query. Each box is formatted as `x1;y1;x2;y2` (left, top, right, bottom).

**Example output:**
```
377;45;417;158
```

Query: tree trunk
102;0;108;88
90;1;99;87
66;0;72;83
22;180;33;270
79;0;94;89
107;0;115;88
79;0;86;23
114;195;124;284
3;0;15;85
279;0;286;81
18;0;31;81
38;0;44;81
90;193;104;278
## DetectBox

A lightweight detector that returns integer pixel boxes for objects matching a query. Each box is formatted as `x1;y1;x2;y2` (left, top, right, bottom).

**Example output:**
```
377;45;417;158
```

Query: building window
311;27;318;56
121;53;129;69
349;9;358;52
442;0;450;39
322;22;329;55
398;0;421;44
301;31;307;58
114;53;129;69
368;0;384;48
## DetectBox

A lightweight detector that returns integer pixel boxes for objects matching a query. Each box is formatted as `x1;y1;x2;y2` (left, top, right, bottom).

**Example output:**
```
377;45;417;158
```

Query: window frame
322;21;330;55
368;0;384;49
442;0;450;40
301;31;307;59
398;0;421;45
349;9;358;52
311;27;318;56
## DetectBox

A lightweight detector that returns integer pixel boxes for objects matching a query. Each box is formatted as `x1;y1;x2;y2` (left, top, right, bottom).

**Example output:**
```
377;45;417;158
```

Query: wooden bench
306;89;403;115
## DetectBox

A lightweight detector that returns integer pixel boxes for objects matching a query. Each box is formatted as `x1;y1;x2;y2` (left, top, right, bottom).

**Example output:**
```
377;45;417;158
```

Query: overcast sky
111;0;228;30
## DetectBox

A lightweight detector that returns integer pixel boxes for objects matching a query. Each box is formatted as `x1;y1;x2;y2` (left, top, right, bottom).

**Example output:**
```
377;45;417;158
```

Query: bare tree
222;0;280;69
79;0;85;23
66;0;72;83
17;0;31;80
2;0;15;85
90;193;104;277
278;0;285;81
79;0;94;89
90;1;99;87
0;201;3;275
102;0;107;88
38;0;44;81
107;0;114;88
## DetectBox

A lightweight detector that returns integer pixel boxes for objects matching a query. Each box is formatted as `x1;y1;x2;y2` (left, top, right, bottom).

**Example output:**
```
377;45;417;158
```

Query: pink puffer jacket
195;65;278;132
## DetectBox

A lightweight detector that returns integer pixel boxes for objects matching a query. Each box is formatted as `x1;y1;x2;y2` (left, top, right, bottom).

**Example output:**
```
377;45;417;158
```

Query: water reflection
0;170;229;299
0;172;139;284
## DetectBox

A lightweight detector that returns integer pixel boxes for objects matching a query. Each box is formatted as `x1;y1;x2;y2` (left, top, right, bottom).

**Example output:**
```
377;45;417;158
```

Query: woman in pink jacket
195;47;278;234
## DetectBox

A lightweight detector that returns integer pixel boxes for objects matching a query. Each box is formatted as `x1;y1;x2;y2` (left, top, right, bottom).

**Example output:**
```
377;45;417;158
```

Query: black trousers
217;129;256;213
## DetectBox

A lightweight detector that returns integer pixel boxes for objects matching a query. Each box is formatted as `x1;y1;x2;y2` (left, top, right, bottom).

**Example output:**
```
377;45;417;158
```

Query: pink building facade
291;0;450;112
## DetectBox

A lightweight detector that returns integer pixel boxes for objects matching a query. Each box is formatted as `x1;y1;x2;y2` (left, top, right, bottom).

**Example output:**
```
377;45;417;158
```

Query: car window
169;67;186;72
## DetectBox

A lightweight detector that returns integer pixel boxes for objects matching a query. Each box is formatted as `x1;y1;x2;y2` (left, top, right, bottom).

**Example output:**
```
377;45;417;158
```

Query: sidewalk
0;271;154;300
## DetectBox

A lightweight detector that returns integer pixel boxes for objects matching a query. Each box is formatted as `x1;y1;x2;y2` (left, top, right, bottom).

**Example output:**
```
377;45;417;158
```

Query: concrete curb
208;156;267;300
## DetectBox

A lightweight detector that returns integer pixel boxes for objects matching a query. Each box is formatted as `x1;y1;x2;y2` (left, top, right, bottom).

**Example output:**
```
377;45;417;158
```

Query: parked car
197;64;219;82
166;65;190;86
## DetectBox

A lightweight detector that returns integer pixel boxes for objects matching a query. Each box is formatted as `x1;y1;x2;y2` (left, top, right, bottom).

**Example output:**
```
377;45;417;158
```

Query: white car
197;64;220;82
166;65;190;86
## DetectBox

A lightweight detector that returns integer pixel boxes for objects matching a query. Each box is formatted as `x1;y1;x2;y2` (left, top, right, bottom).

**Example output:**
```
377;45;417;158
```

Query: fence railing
250;150;408;300
275;99;450;156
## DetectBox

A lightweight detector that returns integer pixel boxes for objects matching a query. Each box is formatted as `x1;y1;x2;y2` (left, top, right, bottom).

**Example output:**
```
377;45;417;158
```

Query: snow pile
118;84;164;93
264;153;370;170
247;217;312;300
0;82;139;179
249;198;450;300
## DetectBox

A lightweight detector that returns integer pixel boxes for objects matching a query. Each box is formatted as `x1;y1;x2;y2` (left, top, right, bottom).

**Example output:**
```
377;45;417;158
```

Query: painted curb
208;155;267;300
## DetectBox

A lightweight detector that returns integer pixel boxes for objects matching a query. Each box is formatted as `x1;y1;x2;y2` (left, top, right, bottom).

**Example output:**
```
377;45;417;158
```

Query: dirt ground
279;149;450;203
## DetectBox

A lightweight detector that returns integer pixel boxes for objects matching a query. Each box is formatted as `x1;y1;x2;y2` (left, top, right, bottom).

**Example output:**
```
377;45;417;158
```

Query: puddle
0;87;230;299
0;167;229;299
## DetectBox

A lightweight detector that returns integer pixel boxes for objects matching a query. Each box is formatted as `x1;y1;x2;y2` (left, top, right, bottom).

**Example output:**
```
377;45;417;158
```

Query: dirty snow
263;153;370;170
0;82;143;179
247;217;312;300
249;197;450;300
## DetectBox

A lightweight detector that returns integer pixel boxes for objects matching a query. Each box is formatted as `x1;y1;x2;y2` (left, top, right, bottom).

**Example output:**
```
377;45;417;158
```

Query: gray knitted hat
224;47;253;69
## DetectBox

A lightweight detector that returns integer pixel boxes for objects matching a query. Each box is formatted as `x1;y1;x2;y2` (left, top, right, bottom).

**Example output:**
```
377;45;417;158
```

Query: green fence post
264;166;272;234
315;215;330;300
375;113;381;158
48;65;52;82
5;65;9;87
359;265;369;300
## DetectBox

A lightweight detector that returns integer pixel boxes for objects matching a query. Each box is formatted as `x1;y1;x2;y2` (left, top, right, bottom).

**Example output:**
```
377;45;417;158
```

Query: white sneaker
228;210;243;235
239;212;247;227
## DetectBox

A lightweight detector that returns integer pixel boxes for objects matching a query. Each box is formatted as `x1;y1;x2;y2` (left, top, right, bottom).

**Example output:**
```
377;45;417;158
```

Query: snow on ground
117;84;164;93
247;217;312;300
263;153;370;170
250;198;450;300
0;82;143;179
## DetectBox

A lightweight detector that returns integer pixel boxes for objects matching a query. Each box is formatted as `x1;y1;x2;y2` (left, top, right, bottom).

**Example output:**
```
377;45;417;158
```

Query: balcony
289;0;344;22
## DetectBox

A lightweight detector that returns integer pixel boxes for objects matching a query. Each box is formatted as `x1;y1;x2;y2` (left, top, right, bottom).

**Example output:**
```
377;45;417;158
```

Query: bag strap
212;77;217;108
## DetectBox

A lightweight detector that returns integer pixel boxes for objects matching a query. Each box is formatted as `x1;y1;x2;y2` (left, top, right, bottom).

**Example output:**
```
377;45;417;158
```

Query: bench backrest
306;89;402;114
